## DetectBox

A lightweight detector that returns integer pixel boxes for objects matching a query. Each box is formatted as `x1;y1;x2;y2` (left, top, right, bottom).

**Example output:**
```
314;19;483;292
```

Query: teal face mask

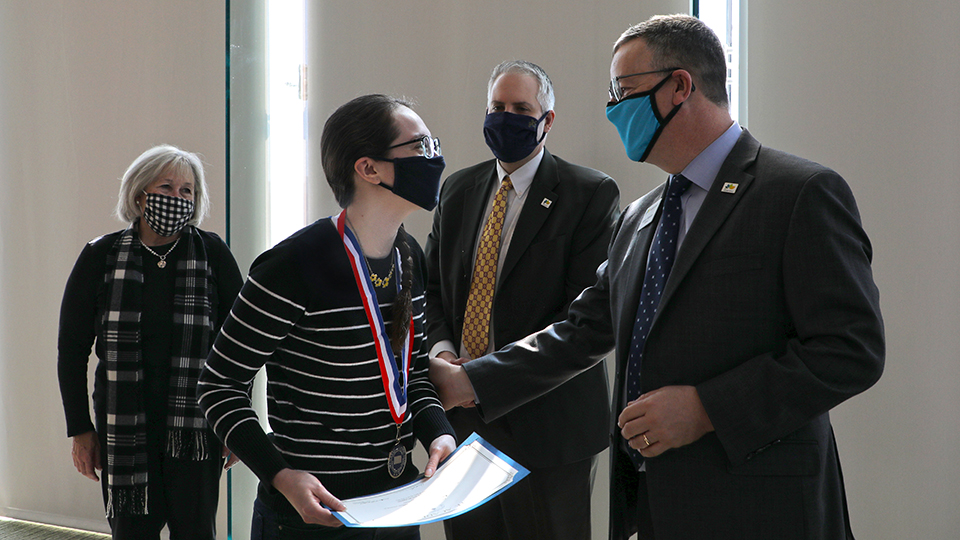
605;74;685;162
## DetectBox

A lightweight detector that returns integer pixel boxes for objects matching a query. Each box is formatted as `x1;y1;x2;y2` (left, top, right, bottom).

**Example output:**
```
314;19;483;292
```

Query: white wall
304;0;680;230
2;0;959;539
0;0;228;533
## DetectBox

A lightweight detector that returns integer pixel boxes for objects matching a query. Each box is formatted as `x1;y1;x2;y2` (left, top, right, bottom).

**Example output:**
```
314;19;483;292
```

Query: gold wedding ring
642;434;651;448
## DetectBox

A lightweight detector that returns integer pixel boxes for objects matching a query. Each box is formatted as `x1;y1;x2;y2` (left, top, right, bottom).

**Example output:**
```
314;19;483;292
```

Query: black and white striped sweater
198;217;453;505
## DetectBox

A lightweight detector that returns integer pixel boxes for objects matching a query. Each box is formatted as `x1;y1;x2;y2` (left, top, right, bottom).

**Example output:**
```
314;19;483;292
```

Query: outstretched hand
272;468;346;527
222;445;241;470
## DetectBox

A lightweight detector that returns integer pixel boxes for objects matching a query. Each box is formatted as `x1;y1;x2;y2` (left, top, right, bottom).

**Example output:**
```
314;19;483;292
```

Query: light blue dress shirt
675;121;742;249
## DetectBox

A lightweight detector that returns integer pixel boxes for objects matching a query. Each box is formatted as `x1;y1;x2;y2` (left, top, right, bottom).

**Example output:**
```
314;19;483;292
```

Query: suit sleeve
696;171;884;465
463;210;627;422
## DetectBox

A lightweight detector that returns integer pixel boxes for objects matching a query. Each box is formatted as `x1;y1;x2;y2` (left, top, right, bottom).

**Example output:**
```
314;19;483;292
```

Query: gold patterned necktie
462;176;514;359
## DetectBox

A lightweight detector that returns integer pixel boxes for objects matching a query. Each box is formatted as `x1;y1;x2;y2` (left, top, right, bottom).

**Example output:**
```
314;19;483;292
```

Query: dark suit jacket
464;131;884;540
425;149;620;468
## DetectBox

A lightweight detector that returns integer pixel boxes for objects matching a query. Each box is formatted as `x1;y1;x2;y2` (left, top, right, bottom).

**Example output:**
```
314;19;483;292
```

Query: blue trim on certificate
332;433;530;528
435;433;530;522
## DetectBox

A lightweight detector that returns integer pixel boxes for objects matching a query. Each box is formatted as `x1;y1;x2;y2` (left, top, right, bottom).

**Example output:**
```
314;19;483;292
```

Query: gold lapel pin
721;183;739;194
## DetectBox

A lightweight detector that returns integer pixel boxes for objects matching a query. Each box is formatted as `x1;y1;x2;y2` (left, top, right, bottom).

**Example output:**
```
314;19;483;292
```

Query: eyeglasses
386;135;442;159
608;67;680;103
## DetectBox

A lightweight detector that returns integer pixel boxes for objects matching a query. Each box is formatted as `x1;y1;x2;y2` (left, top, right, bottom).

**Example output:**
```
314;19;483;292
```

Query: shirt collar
495;147;544;196
679;121;742;192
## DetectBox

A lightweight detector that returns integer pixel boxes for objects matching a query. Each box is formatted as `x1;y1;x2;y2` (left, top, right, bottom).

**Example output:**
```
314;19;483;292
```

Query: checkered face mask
142;192;195;237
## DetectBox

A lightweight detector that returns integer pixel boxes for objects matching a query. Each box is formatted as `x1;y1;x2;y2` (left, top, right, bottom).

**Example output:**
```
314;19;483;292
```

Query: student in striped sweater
198;94;456;539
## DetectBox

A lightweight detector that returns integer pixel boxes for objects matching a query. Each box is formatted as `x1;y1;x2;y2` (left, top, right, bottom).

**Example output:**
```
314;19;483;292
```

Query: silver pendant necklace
141;237;180;268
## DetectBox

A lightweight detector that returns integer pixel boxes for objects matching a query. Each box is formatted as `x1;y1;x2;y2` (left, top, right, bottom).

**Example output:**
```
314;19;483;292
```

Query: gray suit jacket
464;130;884;539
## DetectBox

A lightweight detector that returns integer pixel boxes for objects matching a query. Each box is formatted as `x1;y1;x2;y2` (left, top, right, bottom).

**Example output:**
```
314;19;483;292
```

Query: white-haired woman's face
135;167;195;211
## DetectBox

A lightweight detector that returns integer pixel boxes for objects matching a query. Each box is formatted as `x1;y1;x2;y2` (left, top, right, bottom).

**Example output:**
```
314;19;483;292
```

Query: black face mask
378;155;446;211
483;110;549;163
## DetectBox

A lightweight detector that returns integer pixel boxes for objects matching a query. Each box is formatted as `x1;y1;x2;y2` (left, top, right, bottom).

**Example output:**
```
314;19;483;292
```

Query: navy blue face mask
606;74;688;162
483;110;550;163
379;155;446;211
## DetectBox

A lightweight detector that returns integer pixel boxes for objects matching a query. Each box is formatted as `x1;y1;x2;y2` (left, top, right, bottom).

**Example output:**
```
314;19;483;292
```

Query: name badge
639;204;658;229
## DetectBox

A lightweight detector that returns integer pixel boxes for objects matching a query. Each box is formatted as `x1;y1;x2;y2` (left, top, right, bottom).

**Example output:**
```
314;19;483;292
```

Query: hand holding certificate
333;433;529;527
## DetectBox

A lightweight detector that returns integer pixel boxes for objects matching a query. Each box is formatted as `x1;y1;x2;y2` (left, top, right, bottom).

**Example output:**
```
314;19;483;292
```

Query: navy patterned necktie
625;175;692;411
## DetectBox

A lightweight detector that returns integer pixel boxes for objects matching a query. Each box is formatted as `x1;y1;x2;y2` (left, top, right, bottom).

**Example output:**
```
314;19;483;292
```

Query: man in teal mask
431;15;884;540
425;60;620;540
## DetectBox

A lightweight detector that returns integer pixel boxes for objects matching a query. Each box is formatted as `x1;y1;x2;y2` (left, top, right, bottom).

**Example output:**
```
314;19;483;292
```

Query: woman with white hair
57;145;243;539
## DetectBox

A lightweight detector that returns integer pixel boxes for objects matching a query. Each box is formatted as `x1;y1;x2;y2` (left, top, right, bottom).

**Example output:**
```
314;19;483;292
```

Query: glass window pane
695;0;742;122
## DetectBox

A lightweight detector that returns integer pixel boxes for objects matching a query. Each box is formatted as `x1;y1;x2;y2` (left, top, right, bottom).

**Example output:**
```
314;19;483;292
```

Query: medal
387;425;407;479
387;444;407;478
338;211;414;479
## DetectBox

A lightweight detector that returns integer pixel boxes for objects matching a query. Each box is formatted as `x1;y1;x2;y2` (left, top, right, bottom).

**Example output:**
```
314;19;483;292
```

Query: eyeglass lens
422;137;441;158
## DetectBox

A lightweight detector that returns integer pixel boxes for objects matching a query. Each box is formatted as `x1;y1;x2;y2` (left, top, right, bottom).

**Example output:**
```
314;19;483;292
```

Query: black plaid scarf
102;223;214;516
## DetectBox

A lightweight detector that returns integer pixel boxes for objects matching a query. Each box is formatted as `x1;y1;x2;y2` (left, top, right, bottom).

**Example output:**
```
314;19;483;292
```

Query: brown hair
320;94;415;352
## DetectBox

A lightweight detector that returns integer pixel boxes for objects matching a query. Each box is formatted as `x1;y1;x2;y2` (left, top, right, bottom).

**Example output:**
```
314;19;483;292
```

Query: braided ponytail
389;227;414;354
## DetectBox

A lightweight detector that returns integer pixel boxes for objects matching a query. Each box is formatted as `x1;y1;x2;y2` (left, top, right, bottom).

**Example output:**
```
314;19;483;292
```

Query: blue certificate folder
333;432;530;527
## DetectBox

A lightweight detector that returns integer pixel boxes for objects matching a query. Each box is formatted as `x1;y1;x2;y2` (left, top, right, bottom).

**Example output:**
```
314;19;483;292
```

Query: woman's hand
222;445;241;470
271;468;346;527
423;434;457;478
71;431;101;481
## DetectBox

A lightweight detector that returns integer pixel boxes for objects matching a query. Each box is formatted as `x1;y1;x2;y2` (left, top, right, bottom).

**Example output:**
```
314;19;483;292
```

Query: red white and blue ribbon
337;211;413;424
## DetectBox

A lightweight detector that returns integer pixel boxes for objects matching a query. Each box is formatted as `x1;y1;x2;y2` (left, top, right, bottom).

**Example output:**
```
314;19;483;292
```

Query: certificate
333;433;529;527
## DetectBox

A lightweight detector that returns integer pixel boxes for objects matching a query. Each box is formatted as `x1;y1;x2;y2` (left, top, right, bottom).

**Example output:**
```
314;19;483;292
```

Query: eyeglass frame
384;135;442;159
608;67;682;103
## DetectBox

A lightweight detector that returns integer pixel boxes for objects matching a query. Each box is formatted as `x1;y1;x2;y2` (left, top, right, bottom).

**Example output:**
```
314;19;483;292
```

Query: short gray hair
115;145;209;226
615;15;729;108
487;60;555;114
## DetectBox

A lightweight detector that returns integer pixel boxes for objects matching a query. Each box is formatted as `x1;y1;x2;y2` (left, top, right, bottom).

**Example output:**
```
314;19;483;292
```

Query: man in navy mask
424;60;620;540
431;16;884;540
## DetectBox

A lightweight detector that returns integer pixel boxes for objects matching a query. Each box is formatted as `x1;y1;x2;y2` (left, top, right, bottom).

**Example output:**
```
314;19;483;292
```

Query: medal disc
387;443;407;479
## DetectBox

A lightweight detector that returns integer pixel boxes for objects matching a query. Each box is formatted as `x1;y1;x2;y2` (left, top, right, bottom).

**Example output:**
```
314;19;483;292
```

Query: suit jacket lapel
499;150;559;283
658;130;761;311
459;165;498;275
